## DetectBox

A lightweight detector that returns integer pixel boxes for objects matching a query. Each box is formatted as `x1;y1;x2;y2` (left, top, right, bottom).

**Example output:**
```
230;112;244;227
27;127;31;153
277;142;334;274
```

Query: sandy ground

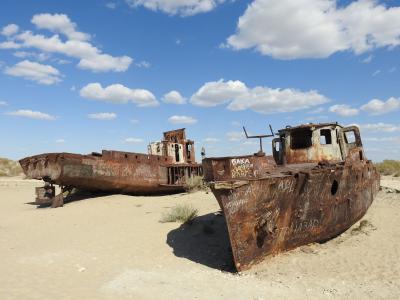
0;176;399;299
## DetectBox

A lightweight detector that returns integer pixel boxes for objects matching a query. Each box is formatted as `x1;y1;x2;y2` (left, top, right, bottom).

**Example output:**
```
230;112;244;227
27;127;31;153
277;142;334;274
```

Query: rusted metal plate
203;123;380;271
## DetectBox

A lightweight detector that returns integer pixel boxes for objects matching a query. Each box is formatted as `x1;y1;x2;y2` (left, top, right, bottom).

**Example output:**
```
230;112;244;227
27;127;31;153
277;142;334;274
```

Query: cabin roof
278;122;342;134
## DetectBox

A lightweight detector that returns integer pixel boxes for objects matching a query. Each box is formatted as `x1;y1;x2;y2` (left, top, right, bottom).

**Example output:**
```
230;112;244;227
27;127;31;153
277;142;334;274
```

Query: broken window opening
344;131;356;144
175;144;180;162
320;129;332;145
186;143;192;159
290;129;313;149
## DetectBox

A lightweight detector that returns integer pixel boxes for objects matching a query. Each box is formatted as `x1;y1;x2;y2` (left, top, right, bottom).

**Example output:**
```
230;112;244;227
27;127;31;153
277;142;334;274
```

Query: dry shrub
184;176;208;192
375;160;400;176
351;219;376;235
160;204;198;224
0;158;22;177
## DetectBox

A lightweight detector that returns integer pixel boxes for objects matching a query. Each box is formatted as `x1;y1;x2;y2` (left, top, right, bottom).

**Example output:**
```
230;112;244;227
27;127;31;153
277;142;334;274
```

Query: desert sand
0;176;399;299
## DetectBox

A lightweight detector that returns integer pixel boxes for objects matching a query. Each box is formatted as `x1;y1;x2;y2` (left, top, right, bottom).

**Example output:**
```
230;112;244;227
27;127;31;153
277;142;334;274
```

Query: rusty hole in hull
331;180;339;195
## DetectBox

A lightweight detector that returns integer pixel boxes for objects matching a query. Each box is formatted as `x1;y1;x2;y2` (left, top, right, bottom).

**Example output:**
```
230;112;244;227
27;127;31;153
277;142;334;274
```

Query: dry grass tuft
160;204;198;224
184;176;208;193
351;219;376;235
0;158;22;177
375;160;400;177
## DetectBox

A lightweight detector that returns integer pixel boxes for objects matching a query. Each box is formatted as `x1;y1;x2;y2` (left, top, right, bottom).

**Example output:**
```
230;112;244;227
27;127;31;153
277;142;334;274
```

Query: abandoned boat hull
207;159;379;271
20;151;202;197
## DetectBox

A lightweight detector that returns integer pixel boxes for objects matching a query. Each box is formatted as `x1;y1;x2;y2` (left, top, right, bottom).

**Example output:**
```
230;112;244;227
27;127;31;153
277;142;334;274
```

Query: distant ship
20;129;203;207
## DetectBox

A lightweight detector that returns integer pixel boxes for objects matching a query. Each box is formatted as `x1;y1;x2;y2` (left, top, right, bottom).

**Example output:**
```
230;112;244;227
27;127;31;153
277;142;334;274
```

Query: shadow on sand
167;212;236;272
26;189;112;208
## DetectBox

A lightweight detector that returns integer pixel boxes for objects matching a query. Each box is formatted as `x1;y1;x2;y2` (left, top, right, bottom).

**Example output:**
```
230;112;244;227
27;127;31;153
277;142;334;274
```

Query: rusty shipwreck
203;123;380;271
20;129;202;207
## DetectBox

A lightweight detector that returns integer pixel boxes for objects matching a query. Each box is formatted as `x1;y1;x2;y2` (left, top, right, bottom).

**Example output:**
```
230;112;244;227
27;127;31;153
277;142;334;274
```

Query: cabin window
291;129;313;149
344;131;356;144
320;129;332;145
186;143;192;159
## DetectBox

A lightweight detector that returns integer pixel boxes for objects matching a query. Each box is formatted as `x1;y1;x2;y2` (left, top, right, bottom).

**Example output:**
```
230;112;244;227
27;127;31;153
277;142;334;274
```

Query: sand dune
0;177;399;299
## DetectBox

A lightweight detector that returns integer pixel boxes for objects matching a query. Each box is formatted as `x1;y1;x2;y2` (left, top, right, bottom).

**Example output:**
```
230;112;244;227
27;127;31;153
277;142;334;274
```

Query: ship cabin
272;123;364;165
148;128;196;164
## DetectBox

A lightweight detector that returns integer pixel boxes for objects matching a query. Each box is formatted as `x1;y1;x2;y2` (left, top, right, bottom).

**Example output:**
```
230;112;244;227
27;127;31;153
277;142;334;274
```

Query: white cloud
55;138;65;143
0;101;7;106
130;119;140;124
362;55;373;64
162;90;186;104
372;70;381;76
191;79;247;107
13;51;50;61
191;79;329;114
227;0;400;59
136;60;151;68
9;14;132;72
88;112;117;120
126;0;226;16
7;109;56;120
361;97;400;115
168;115;197;124
203;137;219;143
106;2;117;9
1;24;19;36
124;137;144;143
359;123;400;133
4;60;62;85
0;41;21;49
329;104;359;117
32;13;90;42
226;131;244;142
80;83;158;107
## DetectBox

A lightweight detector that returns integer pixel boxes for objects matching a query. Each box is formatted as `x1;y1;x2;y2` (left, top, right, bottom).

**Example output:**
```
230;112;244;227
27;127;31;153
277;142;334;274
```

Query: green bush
375;160;400;176
160;204;198;224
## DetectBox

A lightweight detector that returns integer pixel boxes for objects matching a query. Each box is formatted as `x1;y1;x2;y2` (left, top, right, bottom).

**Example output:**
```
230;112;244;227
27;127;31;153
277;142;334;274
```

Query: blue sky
0;0;399;162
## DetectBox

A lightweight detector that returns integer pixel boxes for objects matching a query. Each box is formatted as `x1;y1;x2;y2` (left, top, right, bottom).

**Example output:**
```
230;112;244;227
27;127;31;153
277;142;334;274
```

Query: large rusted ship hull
203;154;380;271
20;151;202;203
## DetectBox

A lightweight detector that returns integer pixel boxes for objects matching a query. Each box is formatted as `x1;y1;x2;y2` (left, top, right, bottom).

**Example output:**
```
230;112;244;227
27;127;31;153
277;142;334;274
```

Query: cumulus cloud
1;24;19;36
329;104;359;117
88;112;117;120
4;60;62;85
168;115;198;124
80;83;158;107
2;14;133;72
0;41;21;49
124;137;144;143
6;109;56;120
359;123;400;133
13;51;50;61
227;0;400;59
31;13;90;41
126;0;226;16
190;79;329;114
361;97;400;115
162;90;186;104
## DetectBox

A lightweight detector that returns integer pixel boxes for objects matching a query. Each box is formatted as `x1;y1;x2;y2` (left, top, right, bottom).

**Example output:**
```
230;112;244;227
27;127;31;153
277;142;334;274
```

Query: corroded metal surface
20;129;202;206
203;123;380;271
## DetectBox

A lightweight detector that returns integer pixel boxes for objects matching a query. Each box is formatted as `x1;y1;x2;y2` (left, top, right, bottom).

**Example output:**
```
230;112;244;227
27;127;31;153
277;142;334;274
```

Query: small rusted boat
202;123;380;271
20;129;202;207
